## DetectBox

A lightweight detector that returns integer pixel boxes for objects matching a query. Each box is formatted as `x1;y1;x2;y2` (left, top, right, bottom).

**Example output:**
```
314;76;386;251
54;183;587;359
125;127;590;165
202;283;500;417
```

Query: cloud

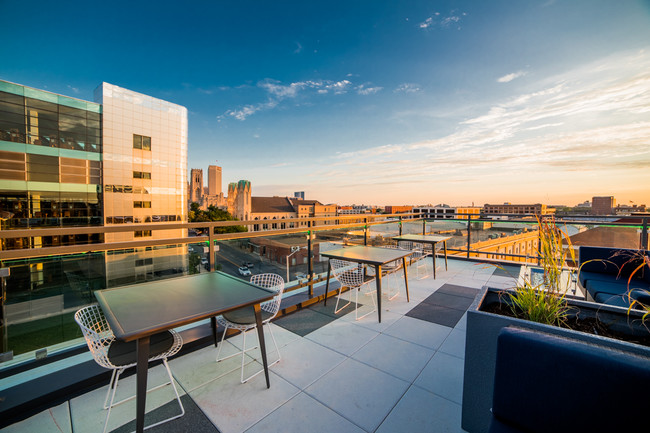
357;84;383;95
67;84;80;94
395;83;421;93
221;78;353;120
294;42;303;54
419;11;466;30
325;49;650;189
497;71;528;83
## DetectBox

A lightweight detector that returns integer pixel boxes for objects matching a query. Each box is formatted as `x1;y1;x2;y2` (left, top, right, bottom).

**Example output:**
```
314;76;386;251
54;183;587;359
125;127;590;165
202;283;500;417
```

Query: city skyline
2;0;649;206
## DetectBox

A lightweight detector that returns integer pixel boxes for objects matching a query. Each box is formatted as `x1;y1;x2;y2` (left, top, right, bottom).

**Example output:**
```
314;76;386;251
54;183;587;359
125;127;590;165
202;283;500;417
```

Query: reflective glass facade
0;81;103;249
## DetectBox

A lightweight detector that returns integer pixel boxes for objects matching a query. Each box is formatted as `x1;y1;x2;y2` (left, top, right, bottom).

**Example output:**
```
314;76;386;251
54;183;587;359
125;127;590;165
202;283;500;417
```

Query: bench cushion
489;327;650;433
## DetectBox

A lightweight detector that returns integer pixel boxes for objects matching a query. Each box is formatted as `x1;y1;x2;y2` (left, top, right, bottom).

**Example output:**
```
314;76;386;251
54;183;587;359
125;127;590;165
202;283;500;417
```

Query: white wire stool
331;259;377;320
74;304;184;433
215;273;285;383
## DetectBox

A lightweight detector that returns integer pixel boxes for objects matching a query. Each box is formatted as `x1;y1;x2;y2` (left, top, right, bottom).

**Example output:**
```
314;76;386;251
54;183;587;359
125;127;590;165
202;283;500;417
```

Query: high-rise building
94;83;187;244
592;196;616;215
208;165;222;196
294;191;305;200
190;168;204;203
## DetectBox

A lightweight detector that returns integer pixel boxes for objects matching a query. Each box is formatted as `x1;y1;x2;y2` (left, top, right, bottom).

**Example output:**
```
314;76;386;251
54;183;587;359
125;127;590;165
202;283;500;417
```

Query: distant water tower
294;191;305;200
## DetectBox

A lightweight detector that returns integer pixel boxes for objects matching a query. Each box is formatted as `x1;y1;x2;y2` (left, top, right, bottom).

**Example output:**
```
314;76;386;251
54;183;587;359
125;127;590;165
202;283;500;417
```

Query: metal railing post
399;216;403;236
422;218;426;235
642;217;649;250
466;218;471;259
307;221;314;298
209;224;216;272
364;218;368;246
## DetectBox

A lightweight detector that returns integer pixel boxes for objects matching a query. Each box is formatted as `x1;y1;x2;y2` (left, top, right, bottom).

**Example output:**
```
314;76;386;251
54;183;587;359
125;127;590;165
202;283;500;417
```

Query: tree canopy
188;203;247;233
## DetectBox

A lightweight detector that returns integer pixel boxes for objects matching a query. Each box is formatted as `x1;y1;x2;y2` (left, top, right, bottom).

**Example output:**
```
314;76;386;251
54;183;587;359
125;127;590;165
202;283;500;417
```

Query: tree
188;203;247;233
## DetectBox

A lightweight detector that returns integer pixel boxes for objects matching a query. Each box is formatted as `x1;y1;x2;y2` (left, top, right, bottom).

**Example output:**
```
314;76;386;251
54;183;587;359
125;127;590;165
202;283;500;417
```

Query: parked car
238;266;251;276
201;258;209;270
243;261;254;268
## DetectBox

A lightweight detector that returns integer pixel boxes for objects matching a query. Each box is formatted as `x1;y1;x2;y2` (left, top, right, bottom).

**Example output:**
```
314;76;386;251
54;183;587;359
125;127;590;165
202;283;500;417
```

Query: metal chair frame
399;241;432;279
215;273;285;383
74;304;184;433
331;259;377;320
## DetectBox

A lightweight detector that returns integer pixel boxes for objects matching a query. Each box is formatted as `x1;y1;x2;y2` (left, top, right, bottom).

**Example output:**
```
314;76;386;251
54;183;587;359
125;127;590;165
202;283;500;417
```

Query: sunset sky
2;0;649;206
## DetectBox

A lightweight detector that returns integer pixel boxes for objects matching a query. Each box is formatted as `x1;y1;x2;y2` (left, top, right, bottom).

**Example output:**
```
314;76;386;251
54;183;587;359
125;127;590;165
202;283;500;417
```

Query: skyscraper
208;165;222;196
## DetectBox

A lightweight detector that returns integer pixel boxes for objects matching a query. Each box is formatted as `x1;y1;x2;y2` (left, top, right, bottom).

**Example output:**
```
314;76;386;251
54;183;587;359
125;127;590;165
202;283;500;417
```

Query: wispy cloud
497;71;527;83
419;11;467;30
320;49;650;197
221;78;354;120
394;83;421;93
67;84;80;94
294;42;303;54
356;84;383;95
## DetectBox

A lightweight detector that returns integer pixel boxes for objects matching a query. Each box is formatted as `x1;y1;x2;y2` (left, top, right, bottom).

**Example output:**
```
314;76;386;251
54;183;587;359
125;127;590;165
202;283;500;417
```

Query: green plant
507;216;576;326
625;252;650;322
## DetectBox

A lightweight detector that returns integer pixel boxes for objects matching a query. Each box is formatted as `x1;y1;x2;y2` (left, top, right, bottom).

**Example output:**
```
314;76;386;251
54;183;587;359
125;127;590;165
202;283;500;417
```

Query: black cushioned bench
578;246;650;308
488;327;650;433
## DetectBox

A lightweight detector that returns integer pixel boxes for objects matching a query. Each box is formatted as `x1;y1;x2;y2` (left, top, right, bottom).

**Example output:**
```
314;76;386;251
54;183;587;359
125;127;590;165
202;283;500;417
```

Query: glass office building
0;80;188;354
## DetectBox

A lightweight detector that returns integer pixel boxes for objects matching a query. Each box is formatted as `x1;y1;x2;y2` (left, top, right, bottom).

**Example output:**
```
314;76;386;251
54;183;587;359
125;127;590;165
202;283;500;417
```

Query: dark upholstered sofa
488;327;650;433
578;246;650;308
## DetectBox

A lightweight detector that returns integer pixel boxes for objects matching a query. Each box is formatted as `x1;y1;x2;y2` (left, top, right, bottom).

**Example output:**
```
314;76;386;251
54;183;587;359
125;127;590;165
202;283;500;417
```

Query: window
133;201;151;208
133;171;151;179
133;134;151;151
134;230;152;237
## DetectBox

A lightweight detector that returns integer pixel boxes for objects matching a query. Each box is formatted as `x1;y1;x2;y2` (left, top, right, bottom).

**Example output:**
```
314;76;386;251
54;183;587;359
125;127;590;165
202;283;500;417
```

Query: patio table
321;245;413;323
393;234;451;279
95;271;275;433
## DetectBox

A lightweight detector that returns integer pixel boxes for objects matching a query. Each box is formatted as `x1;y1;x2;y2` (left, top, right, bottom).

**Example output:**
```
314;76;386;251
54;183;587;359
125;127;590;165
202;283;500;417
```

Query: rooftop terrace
2;257;523;432
0;213;647;432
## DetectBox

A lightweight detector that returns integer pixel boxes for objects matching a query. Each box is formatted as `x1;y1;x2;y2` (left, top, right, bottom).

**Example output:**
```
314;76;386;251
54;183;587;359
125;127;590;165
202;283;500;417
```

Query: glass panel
0;100;25;115
0;90;25;105
142;136;151;150
25;97;57;113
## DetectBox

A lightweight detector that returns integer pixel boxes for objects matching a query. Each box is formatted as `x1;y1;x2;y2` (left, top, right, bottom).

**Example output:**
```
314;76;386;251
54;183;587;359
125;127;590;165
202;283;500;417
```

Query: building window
133;171;151;179
133;134;151;151
134;230;152;237
133;201;151;208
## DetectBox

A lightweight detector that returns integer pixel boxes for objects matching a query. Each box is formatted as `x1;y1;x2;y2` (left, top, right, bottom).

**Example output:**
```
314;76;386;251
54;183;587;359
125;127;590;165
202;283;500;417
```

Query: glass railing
0;212;647;369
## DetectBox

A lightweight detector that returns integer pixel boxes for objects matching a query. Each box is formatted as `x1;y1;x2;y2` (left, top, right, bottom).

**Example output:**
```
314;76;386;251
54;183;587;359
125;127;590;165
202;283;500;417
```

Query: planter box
461;286;650;433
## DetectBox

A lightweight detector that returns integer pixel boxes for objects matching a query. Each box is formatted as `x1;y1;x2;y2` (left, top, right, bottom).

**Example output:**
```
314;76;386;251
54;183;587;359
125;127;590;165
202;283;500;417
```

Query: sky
1;0;649;207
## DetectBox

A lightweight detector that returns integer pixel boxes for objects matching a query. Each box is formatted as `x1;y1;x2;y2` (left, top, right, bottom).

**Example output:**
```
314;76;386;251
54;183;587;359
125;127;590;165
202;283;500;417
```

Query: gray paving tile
70;364;186;433
305;358;410;432
383;316;451;350
439;328;466;359
422;292;475;311
436;284;479;299
2;401;71;433
189;368;300;433
414;352;465;404
305;319;379;357
271;337;346;389
245;392;365;433
351;333;435;382
110;394;217;433
376;385;464;433
273;308;337;337
406;302;465;328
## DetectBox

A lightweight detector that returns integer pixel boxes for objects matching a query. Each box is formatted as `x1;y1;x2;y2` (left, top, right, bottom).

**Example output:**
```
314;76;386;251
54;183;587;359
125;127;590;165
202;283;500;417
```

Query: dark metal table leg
375;264;382;323
211;316;218;347
402;257;410;303
444;240;448;270
254;303;270;388
135;336;150;433
432;245;437;279
324;260;331;306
